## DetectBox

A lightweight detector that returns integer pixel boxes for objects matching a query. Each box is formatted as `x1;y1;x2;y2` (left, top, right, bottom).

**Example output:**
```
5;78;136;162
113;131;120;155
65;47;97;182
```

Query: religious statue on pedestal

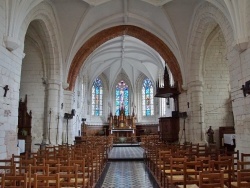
206;126;214;144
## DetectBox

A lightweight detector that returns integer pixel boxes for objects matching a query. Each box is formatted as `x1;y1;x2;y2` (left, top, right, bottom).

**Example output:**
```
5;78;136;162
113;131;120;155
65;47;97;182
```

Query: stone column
188;80;205;143
44;79;60;145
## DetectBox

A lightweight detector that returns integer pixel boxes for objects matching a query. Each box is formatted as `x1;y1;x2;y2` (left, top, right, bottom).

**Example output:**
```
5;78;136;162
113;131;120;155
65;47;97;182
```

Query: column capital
4;35;20;51
47;79;61;85
62;82;69;90
188;80;203;91
63;90;74;96
233;38;249;52
46;79;61;90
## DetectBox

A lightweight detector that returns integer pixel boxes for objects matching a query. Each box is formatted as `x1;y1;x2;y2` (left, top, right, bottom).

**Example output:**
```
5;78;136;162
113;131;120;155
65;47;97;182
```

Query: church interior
1;0;250;187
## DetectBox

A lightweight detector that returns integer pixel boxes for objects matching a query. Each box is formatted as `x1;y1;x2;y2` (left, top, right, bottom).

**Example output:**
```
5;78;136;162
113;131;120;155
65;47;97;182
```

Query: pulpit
159;117;179;143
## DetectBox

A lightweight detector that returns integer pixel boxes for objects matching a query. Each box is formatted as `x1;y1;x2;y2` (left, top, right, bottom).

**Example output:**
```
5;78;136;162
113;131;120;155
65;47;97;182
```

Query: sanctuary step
108;146;144;161
113;142;140;147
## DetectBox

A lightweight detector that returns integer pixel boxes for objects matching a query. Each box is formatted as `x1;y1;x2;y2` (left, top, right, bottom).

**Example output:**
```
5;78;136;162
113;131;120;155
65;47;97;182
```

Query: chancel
1;0;250;187
108;105;136;143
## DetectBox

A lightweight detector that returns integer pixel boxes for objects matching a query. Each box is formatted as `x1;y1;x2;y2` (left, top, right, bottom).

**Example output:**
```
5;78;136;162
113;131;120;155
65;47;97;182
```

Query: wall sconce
242;80;250;97
2;85;9;97
64;109;76;119
41;78;47;85
166;97;170;106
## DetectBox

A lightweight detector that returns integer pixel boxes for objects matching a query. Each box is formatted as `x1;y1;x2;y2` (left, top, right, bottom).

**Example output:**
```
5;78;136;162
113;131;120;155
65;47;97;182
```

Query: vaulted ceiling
49;0;220;89
82;0;173;7
81;35;165;88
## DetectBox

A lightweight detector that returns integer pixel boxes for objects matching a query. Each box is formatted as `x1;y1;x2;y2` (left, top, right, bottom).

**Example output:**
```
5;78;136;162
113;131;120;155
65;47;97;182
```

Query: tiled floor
108;146;144;159
96;146;160;188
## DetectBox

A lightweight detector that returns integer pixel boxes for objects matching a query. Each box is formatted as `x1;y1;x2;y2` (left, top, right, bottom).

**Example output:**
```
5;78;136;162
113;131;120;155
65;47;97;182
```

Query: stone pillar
44;79;60;145
188;80;205;143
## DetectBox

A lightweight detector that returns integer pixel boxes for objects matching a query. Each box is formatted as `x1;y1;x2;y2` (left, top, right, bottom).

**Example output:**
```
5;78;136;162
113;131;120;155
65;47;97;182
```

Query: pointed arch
187;2;235;82
67;25;182;91
91;77;103;116
142;78;154;116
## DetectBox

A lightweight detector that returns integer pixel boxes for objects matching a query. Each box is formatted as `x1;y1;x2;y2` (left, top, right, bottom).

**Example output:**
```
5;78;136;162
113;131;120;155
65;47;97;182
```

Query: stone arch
67;25;182;91
18;2;63;147
19;2;62;81
188;2;234;82
186;2;235;144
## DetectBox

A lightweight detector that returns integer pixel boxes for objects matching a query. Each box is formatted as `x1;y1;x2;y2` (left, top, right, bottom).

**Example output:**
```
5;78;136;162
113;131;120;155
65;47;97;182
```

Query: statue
206;126;214;144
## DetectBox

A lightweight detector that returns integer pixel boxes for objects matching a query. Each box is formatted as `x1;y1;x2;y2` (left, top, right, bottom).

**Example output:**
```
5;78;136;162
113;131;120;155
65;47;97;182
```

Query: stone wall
203;29;234;146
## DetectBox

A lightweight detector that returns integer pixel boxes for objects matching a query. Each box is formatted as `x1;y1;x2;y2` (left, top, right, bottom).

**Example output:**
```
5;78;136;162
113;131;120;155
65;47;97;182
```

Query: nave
1;135;250;188
96;146;159;188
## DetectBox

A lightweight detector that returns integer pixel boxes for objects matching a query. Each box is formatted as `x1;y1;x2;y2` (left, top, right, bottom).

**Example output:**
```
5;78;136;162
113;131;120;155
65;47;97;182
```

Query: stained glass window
115;80;129;116
142;78;154;116
91;78;103;116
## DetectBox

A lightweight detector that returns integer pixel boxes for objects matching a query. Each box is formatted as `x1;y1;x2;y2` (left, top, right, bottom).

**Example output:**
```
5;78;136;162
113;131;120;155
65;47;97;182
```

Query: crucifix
3;85;9;97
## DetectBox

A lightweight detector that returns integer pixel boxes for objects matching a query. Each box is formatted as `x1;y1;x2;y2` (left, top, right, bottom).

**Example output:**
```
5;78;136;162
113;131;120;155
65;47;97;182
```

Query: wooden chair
210;159;232;188
177;160;202;188
218;154;235;181
27;164;49;188
227;150;239;164
199;170;225;188
187;143;199;161
57;164;79;188
198;144;207;157
32;173;60;188
43;158;60;168
147;143;158;173
155;149;171;182
195;155;211;171
91;147;102;181
80;152;95;186
1;173;28;187
231;170;250;188
69;159;89;188
18;158;37;174
0;163;17;175
222;150;239;178
206;145;219;160
161;151;172;187
241;153;250;162
166;156;187;188
237;160;250;171
0;158;14;166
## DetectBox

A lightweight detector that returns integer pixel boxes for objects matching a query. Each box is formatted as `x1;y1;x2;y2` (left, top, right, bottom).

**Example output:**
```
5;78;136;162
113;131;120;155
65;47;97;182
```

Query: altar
108;106;136;142
111;129;135;137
